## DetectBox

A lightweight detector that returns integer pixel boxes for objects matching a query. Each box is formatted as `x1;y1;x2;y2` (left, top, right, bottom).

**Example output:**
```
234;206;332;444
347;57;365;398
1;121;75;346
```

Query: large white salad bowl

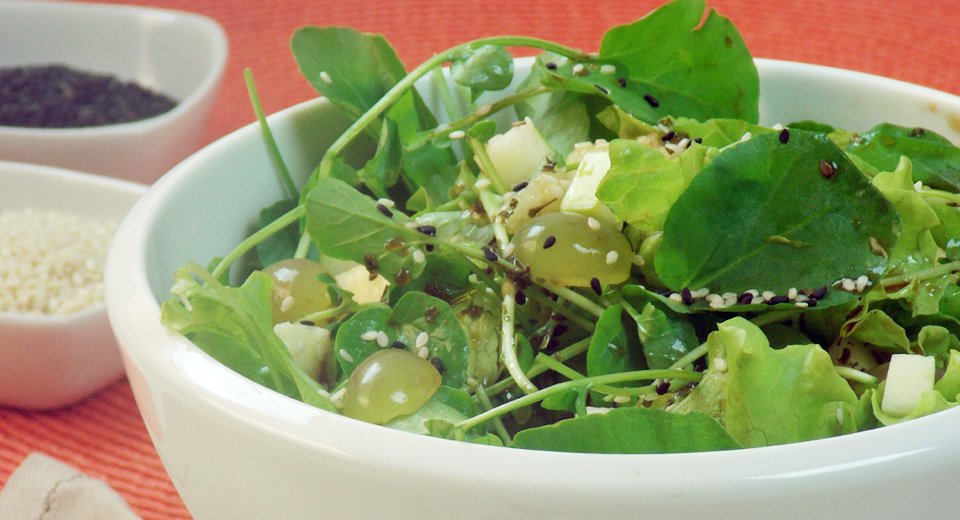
105;58;960;519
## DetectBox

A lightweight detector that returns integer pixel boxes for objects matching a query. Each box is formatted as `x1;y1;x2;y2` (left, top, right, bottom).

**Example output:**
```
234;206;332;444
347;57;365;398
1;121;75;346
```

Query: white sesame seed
668;292;683;304
280;295;295;313
855;275;870;292
572;63;586;76
676;137;691;150
605;250;619;265
692;288;710;299
404;221;420;229
360;330;379;341
600;64;616;75
475;178;491;190
613;395;631;404
376;198;395;208
602;394;616;402
914;180;924;192
319;71;333;85
706;294;723;305
416;332;429;349
787;287;798;300
795;301;809;308
376;331;389;348
448;130;466;140
632;254;645;267
412;249;426;264
762;290;776;301
740;132;752;142
772;123;784;131
339;349;354;363
746;289;760;297
841;278;856;292
417;346;430;359
587;217;602;231
475;104;492;117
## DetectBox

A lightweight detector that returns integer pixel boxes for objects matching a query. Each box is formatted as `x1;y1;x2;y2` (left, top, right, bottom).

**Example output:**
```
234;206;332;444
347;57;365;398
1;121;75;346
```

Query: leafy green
510;408;740;453
847;123;960;191
656;130;900;294
450;45;514;92
586;305;645;379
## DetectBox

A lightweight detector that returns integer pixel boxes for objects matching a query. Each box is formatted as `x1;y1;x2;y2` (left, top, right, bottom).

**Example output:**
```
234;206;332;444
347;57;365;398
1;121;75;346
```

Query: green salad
162;0;960;453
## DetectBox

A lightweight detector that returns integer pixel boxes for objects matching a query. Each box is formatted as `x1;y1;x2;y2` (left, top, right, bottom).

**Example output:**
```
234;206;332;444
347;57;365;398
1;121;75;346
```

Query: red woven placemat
2;1;958;518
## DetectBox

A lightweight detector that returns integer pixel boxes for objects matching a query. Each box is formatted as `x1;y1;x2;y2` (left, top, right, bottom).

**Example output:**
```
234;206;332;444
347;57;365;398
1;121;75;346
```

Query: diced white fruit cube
881;354;935;417
484;118;552;188
334;264;389;304
560;150;617;224
273;322;333;382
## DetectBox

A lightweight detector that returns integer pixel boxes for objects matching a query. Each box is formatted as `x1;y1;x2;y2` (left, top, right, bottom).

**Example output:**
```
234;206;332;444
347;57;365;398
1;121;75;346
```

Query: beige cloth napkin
0;453;140;520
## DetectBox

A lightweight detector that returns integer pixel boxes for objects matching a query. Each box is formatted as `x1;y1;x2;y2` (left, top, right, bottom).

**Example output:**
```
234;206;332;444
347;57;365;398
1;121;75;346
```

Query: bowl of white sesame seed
0;161;146;410
102;54;960;520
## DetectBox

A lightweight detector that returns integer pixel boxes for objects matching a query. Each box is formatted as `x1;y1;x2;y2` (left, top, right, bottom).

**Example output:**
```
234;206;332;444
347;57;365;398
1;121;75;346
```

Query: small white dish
105;59;960;519
0;161;146;410
0;1;227;184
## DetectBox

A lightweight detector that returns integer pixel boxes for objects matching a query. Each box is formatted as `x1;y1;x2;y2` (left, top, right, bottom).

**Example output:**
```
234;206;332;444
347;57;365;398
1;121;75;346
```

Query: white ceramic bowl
0;1;227;184
0;161;146;409
105;59;960;519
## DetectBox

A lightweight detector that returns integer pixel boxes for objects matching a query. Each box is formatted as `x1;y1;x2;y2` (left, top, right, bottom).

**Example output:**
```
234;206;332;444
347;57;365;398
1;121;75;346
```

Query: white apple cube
881;354;935;417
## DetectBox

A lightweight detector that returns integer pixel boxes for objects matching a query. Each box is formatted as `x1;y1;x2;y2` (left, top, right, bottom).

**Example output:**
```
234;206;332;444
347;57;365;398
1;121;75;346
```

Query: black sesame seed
515;290;527;305
779;128;790;144
819;159;837;178
430;357;445;373
617;77;627;88
909;127;926;137
391;340;407;350
543;235;557;249
363;254;379;273
655;380;671;395
482;247;497;262
416;224;437;236
811;286;828;299
694;137;703;144
681;287;694;305
377;203;394;217
545;61;557;70
661;130;677;142
590;277;603;295
594;84;610;95
511;181;529;192
552;324;568;337
425;244;435;252
737;292;754;305
643;93;660;108
805;298;818;307
299;320;316;326
767;295;789;305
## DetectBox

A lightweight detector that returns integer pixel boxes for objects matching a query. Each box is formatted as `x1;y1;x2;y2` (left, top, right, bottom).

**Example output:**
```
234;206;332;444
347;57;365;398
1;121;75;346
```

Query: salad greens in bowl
105;0;960;518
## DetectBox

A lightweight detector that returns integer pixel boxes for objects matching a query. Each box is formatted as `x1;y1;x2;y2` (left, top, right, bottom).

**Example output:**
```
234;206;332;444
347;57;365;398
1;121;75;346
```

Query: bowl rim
0;0;228;136
0;159;147;324
105;57;960;493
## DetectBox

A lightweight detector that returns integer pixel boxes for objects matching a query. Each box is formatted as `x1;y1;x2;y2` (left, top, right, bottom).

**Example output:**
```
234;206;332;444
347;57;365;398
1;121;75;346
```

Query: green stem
430;67;465;122
523;290;595;332
474;385;512;444
212;205;306;280
834;365;878;386
881;259;960;288
456;369;702;434
485;337;592;396
244;68;297;200
437;86;548;140
476;188;510;247
313;35;589;184
668;344;708;370
469;136;509;194
500;280;537;393
540;281;606;318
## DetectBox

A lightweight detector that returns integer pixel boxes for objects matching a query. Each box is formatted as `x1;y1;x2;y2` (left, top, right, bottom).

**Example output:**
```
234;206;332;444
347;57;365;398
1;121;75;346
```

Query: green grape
341;349;441;424
512;212;632;287
262;258;334;323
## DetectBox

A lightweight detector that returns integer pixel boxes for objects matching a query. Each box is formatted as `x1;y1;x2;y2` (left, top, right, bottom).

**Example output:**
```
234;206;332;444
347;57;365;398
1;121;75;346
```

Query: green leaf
848;123;960;191
304;177;426;284
255;198;300;268
333;292;470;388
586;305;645;379
547;0;758;124
162;265;334;411
509;407;740;453
635;301;699;369
842;308;911;353
694;317;863;447
597;138;707;233
656;130;900;294
871;385;956;426
934;350;960;400
515;55;591;159
671;117;773;148
450;45;514;92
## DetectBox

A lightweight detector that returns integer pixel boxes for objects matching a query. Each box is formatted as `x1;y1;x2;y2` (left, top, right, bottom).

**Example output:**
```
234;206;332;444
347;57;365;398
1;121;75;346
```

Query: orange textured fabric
1;1;958;518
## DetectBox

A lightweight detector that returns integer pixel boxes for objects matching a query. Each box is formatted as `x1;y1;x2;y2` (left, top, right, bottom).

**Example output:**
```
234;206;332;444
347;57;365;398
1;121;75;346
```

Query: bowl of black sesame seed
0;0;227;184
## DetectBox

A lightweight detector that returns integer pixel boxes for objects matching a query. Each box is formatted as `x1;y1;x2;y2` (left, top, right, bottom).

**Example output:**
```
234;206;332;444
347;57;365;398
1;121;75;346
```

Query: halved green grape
262;258;334;323
512;212;632;287
341;348;442;424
